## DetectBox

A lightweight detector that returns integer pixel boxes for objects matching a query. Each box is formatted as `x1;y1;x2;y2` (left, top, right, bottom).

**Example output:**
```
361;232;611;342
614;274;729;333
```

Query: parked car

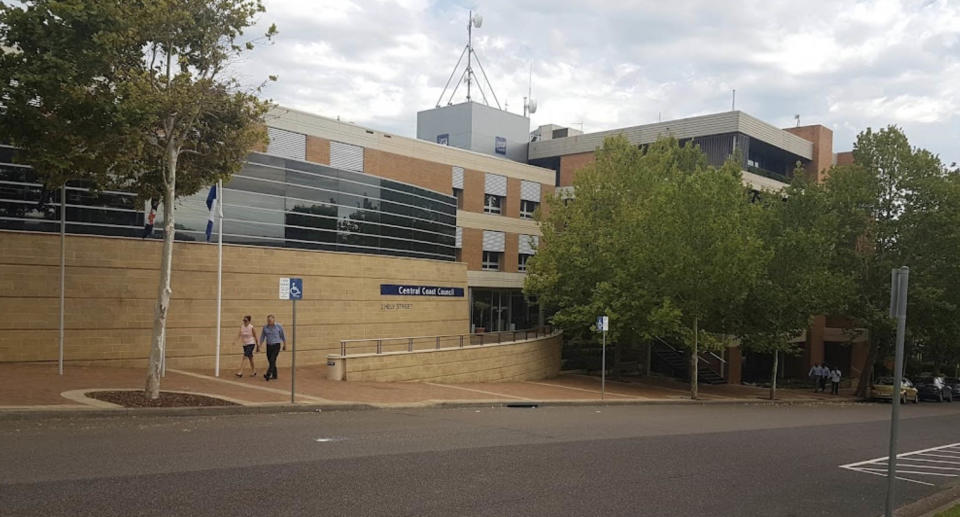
944;378;960;399
916;376;954;402
871;377;919;403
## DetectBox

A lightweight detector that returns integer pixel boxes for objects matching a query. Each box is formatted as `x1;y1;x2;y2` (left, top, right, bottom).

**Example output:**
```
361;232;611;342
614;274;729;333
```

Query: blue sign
495;136;507;155
381;284;464;297
596;315;608;332
437;133;449;145
289;278;303;300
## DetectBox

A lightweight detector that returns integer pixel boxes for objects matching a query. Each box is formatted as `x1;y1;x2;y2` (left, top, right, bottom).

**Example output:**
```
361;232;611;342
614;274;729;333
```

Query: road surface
2;401;960;516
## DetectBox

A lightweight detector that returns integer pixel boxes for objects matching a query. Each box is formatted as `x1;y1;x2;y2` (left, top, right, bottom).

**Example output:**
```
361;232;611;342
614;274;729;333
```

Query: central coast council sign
380;284;464;297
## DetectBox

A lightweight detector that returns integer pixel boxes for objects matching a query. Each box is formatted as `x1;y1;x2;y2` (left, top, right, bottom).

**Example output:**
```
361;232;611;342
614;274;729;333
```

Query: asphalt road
3;401;960;516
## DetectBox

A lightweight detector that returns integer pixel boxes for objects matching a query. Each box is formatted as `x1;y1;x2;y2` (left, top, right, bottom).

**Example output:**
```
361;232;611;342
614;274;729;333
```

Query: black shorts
242;344;255;358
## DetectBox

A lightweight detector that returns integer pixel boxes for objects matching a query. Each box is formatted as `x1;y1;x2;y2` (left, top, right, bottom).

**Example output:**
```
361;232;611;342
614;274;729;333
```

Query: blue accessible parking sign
289;278;303;300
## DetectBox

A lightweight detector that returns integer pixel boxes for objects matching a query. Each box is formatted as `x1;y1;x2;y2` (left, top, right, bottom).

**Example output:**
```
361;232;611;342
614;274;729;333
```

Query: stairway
651;342;726;384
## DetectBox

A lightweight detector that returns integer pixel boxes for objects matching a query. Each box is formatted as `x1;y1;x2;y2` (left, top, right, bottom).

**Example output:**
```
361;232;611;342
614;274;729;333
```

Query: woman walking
235;315;259;377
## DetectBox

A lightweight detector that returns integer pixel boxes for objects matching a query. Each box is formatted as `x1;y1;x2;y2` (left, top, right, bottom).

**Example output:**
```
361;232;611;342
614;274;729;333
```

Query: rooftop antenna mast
435;10;502;110
523;63;537;118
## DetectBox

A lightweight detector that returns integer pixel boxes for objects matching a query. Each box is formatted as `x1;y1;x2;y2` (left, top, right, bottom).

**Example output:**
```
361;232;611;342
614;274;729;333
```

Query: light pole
885;266;909;517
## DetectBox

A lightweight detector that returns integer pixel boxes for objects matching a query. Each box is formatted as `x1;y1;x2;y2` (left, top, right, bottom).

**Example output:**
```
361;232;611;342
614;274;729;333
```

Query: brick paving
0;363;858;410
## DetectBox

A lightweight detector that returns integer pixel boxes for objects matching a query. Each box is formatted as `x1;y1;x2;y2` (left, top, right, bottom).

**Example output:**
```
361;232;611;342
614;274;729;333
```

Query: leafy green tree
896;161;960;375
821;127;950;397
0;0;275;398
634;147;763;399
735;175;854;400
526;136;763;399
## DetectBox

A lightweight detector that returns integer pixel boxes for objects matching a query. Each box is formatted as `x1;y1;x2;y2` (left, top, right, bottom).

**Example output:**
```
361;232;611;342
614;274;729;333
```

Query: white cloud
236;0;960;165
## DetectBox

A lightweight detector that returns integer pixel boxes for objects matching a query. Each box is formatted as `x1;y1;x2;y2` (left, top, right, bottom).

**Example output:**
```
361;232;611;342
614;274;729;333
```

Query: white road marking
167;368;331;403
840;442;960;487
523;381;648;399
422;382;532;401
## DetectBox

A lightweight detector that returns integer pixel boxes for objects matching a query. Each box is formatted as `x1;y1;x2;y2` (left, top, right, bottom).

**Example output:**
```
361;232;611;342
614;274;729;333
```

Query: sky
235;0;960;166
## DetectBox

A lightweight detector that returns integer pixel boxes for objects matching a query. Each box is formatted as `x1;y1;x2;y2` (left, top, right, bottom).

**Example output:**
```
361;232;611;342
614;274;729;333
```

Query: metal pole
466;10;472;102
291;298;296;404
58;184;65;375
601;329;606;400
885;266;909;517
215;180;223;377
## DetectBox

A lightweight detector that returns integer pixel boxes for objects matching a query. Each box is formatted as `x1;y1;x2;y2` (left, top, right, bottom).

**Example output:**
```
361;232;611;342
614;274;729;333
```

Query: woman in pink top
235;315;259;377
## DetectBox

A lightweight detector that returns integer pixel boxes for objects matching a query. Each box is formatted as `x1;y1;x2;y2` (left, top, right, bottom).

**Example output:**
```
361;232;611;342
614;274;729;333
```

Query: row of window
476;250;533;272
482;195;539;218
450;188;541;219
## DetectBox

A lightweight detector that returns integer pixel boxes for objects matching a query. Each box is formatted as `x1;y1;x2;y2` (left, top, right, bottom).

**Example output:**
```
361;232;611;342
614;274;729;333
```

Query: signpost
279;277;303;404
597;315;609;400
885;266;909;517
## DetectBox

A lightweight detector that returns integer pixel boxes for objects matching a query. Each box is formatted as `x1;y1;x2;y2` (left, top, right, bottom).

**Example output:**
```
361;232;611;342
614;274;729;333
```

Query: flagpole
58;183;65;375
215;180;223;377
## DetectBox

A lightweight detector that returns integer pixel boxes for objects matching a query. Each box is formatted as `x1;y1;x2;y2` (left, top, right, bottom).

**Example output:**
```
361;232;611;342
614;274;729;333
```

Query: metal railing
339;326;555;357
745;164;790;184
655;336;727;367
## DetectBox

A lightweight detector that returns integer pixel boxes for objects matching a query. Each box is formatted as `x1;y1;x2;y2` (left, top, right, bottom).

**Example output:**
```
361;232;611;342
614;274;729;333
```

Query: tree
526;136;763;399
0;0;275;398
821;127;950;397
895;159;960;375
634;146;764;399
735;176;853;400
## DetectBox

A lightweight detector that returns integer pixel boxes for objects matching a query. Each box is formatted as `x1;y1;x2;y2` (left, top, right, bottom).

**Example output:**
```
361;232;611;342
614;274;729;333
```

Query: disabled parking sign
279;277;303;300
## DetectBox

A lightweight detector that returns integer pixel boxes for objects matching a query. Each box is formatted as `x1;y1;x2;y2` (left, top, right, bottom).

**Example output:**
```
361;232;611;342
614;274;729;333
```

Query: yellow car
872;377;919;403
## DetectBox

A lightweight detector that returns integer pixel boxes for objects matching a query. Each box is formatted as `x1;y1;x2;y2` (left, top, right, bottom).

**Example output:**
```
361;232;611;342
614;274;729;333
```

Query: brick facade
784;125;833;183
0;232;468;368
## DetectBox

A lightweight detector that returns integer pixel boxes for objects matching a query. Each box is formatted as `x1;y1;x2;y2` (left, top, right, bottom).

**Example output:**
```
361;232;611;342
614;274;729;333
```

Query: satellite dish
472;14;483;28
526;98;537;114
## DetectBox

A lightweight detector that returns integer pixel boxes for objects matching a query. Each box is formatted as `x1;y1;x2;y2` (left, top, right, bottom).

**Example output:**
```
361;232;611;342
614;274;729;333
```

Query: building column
726;346;742;385
850;340;870;386
805;315;826;368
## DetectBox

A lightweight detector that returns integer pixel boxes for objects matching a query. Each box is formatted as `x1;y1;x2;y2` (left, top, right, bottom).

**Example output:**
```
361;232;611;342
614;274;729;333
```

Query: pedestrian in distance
808;363;821;392
235;315;259;378
260;314;286;381
820;363;831;393
830;367;841;395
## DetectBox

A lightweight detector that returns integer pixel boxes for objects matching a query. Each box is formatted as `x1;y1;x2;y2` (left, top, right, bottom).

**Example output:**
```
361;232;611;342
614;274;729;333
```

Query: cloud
235;0;960;165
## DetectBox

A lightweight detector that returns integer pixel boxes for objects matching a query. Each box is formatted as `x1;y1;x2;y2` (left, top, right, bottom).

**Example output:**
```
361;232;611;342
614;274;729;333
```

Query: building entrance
470;288;538;333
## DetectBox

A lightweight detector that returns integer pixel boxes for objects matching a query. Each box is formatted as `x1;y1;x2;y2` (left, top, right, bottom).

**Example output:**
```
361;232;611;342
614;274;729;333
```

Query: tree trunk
614;338;622;381
690;317;699;400
855;340;879;399
145;152;177;399
769;350;778;401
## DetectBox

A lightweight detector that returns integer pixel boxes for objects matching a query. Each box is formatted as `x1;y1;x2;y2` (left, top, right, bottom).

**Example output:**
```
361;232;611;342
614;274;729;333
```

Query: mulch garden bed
86;390;238;408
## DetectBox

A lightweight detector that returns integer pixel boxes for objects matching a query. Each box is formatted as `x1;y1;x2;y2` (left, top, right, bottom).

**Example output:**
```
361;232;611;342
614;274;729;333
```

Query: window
482;251;501;271
483;194;503;215
454;248;463;262
520;199;539;219
518;253;531;272
453;188;464;209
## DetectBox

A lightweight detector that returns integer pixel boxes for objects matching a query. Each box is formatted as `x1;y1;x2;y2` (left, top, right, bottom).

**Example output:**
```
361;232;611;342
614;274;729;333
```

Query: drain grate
505;402;539;408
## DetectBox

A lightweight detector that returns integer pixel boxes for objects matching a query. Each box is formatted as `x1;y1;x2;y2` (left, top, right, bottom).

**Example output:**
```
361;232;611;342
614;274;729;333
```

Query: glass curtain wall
0;148;457;261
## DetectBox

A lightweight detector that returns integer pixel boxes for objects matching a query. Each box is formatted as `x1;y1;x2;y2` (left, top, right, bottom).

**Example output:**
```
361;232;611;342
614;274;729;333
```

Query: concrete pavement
2;402;960;516
1;363;859;411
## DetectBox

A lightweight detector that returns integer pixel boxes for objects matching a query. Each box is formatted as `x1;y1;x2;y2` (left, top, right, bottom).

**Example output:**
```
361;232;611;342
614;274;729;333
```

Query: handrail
339;326;554;356
654;336;726;364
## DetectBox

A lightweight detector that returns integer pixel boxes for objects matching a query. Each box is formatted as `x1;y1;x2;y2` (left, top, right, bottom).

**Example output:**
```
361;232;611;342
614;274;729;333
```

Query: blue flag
205;185;218;242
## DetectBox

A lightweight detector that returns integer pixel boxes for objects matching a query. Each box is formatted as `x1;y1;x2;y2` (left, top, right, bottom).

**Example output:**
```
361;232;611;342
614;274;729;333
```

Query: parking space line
844;467;934;486
840;442;960;487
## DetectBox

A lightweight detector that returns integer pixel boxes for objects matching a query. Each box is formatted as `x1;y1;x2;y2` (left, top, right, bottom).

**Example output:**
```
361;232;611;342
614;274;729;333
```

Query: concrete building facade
268;107;556;334
0;99;868;386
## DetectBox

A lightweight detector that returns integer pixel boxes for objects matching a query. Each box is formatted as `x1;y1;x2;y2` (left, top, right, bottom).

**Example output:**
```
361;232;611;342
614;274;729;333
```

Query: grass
935;504;960;517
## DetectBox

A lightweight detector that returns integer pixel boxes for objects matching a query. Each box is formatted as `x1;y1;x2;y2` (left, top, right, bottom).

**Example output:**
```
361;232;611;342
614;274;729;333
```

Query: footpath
0;363;860;414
